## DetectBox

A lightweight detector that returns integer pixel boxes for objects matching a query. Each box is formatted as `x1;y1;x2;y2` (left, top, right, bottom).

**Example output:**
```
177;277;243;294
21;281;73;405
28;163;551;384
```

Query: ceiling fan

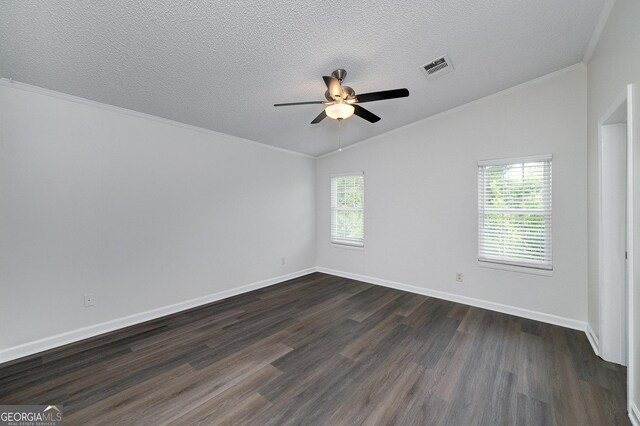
274;69;409;124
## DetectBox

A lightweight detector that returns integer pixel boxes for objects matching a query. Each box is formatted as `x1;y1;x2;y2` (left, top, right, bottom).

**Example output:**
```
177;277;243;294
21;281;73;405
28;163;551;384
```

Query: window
331;173;364;247
478;155;552;270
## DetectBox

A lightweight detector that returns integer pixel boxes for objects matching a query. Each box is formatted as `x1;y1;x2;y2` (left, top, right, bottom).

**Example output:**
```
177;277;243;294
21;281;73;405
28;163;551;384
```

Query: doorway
598;84;638;417
599;103;628;365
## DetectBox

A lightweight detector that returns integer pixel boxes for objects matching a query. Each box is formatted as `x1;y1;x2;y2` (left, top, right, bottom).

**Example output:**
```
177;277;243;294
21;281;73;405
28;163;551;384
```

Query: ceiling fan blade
274;101;325;107
323;76;344;98
353;104;381;123
311;110;327;124
355;88;409;103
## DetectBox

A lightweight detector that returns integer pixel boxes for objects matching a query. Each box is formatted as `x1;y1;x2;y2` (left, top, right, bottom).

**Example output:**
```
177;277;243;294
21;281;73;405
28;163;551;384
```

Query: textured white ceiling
1;0;604;156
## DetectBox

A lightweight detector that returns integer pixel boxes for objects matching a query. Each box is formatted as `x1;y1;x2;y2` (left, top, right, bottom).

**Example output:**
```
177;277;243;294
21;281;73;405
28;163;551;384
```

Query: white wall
586;0;640;417
0;82;316;357
316;66;588;323
0;55;602;367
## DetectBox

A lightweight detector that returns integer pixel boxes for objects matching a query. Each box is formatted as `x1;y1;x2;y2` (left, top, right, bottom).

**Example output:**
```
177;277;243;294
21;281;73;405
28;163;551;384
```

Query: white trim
0;266;596;368
477;261;553;277
330;171;365;178
331;243;365;251
583;0;616;64
597;83;639;415
0;268;316;364
1;67;585;161
0;79;314;160
316;267;587;331
317;63;586;159
477;154;553;167
587;323;601;356
630;402;640;426
598;114;628;365
599;89;629;126
628;83;639;419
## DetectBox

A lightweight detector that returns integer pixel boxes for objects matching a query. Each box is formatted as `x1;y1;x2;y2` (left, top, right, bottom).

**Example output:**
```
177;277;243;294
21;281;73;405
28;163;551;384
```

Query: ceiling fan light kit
274;69;409;124
325;102;355;120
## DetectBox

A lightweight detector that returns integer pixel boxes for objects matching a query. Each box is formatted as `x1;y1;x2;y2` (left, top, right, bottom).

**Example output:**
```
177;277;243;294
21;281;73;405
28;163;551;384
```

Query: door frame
598;84;638;416
598;113;627;365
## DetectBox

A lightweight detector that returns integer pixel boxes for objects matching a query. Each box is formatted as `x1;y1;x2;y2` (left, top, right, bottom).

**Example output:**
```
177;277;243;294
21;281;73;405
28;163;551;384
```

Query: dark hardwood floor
0;273;629;425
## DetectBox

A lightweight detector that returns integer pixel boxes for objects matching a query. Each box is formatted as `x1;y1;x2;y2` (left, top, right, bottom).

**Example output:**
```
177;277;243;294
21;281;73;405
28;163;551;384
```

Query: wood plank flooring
0;273;629;425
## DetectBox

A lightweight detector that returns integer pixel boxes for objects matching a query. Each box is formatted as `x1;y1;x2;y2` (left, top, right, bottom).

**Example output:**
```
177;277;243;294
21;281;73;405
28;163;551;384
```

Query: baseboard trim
586;323;600;356
0;268;316;364
317;267;587;331
0;266;591;364
630;402;640;426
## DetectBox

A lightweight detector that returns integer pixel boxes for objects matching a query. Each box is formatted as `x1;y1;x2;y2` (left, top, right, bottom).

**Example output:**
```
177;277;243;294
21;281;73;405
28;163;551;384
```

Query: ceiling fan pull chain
338;119;343;152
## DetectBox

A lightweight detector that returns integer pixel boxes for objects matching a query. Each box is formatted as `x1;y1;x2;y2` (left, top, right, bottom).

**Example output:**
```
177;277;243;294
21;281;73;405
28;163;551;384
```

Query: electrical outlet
84;293;95;307
456;272;463;282
281;257;286;265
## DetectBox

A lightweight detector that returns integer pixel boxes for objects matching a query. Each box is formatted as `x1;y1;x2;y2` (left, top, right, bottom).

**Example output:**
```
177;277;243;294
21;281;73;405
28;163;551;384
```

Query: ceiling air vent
421;54;454;80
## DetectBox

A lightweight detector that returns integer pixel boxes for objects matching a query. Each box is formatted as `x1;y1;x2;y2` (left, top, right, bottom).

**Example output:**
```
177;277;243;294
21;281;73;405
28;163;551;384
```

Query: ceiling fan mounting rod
331;69;347;82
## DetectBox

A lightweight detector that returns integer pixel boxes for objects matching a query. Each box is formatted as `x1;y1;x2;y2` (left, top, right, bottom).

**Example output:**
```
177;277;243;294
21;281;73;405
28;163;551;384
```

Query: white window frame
477;155;552;273
331;172;365;248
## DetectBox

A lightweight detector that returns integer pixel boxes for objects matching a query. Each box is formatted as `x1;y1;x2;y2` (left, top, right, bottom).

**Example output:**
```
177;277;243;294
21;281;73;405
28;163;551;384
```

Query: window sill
477;261;553;276
331;242;364;251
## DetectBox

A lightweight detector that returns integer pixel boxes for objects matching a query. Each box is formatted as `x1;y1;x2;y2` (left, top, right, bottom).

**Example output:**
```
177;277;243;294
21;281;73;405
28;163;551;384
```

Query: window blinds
331;174;365;247
478;155;552;270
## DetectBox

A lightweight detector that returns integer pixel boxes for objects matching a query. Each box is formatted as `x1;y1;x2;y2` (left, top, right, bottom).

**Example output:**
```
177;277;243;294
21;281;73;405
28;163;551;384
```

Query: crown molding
317;63;586;159
583;0;616;64
0;78;314;160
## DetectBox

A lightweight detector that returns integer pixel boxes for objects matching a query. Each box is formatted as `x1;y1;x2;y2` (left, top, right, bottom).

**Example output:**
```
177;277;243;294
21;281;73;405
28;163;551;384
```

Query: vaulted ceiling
1;0;605;156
